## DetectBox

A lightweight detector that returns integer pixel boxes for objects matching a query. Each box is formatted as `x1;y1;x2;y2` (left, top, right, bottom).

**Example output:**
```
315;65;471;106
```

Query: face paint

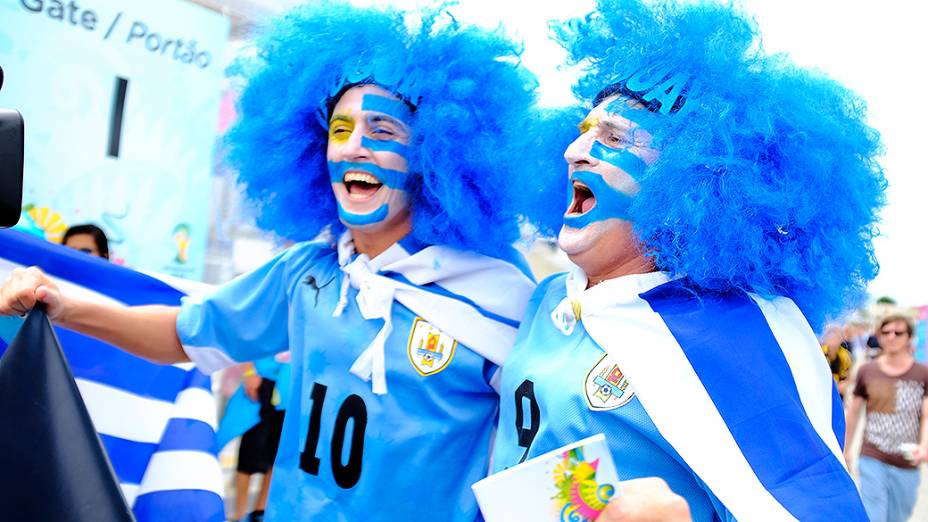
563;170;634;229
361;136;409;156
361;94;413;122
589;141;648;179
328;85;415;230
328;114;355;143
337;202;390;226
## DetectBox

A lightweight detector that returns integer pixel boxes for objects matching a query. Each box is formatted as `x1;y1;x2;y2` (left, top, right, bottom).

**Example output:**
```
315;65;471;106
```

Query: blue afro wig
544;0;886;328
225;1;557;260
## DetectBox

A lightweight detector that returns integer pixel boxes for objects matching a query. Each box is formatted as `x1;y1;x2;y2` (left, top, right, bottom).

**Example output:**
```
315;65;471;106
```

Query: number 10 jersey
178;239;502;521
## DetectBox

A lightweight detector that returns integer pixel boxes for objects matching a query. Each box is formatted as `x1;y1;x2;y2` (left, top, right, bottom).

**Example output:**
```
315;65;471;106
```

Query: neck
585;256;656;288
882;349;913;366
350;218;412;259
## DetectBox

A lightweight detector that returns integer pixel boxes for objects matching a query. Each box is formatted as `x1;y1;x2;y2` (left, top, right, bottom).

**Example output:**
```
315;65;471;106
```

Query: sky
270;0;928;305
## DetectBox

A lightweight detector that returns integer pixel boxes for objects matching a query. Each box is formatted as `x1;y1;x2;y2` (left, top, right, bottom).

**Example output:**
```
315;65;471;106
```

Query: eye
603;131;632;148
329;125;352;137
370;126;396;137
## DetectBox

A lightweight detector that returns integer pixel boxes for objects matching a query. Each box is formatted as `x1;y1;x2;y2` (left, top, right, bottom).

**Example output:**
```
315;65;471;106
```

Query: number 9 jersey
177;238;515;521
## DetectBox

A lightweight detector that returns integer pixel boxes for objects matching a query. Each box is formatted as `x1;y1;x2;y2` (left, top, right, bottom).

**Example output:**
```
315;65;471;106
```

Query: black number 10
299;382;368;489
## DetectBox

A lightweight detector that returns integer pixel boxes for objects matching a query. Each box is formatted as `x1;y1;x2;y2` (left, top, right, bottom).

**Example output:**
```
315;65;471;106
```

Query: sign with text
0;0;230;280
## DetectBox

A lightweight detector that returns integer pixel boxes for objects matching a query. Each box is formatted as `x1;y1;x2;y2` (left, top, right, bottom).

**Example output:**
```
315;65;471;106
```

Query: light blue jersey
178;238;519;521
493;275;730;522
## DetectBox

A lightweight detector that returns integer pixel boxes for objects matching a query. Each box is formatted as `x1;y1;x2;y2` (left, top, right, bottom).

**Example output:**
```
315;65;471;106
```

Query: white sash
333;232;535;395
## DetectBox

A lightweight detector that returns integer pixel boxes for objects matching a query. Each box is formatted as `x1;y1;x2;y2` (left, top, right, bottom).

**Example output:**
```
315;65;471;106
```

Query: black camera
0;65;25;228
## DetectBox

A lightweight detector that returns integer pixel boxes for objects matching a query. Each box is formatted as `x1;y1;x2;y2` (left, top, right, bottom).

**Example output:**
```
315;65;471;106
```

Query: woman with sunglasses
845;314;928;522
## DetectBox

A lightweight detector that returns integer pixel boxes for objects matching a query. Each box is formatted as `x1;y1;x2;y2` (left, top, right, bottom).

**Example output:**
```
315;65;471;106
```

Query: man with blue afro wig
0;2;557;520
488;0;884;520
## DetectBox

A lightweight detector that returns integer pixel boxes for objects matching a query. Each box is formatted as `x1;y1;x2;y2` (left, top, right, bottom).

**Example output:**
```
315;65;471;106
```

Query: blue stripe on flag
641;281;867;521
133;490;225;522
185;368;212;392
0;229;184;306
159;418;219;455
58;329;189;402
831;386;846;450
100;434;155;485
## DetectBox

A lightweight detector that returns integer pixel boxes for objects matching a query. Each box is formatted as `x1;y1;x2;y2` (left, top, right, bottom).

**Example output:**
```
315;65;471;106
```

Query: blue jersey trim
640;280;867;520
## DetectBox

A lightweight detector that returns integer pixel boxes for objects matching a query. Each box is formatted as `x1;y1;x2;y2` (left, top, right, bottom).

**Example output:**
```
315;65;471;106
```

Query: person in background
62;224;109;260
231;359;288;522
845;314;928;522
822;325;854;398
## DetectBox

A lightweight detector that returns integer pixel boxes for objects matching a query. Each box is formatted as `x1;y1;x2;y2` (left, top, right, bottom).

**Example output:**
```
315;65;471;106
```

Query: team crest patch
584;354;635;411
407;318;456;376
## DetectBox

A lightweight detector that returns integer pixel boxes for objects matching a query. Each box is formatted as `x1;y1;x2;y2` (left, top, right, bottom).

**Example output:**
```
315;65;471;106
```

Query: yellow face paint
328;114;355;143
578;115;600;135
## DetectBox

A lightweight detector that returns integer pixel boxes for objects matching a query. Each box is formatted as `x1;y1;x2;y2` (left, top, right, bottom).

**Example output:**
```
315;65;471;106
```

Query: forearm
844;399;862;456
58;300;188;365
919;401;928;449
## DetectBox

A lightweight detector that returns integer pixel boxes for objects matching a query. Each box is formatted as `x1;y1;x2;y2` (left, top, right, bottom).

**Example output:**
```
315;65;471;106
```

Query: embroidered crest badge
407;317;456;376
584;354;635;411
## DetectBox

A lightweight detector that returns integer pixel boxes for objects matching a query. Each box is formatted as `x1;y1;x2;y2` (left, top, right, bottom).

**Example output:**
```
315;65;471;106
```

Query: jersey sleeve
176;242;322;373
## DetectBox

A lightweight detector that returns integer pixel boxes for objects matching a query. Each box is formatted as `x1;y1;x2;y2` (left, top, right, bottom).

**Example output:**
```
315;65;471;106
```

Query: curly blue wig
225;1;556;260
545;0;886;328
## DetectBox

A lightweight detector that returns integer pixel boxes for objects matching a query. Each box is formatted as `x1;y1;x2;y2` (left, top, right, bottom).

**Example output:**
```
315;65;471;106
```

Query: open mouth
566;179;596;216
343;171;384;200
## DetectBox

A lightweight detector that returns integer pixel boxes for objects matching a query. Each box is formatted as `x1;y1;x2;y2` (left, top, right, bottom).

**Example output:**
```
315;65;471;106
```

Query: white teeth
344;172;382;185
572;180;589;191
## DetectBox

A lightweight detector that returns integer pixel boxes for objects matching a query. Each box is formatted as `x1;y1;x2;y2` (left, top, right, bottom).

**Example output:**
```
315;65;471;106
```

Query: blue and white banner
0;229;224;521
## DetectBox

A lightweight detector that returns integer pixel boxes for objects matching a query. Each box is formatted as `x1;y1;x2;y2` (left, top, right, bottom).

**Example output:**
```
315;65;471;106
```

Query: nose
564;132;598;168
337;127;373;162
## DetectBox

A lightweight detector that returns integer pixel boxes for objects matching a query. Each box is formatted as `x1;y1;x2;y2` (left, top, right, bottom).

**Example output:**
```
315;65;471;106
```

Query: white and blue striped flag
0;228;225;522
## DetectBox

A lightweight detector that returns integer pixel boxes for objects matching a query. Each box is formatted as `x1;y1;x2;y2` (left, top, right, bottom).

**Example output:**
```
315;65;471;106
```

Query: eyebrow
329;114;354;125
368;114;405;127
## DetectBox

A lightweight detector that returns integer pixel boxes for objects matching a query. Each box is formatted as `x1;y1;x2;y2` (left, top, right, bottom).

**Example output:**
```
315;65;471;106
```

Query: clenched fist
0;266;66;321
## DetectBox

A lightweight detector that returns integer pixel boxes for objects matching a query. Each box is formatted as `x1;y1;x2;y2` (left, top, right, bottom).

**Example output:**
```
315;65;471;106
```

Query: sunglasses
880;329;909;337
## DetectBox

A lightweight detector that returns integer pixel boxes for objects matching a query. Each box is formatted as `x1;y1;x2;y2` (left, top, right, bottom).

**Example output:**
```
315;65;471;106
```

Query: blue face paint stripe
328;161;410;190
337;202;390;226
361;136;408;157
361;94;412;122
563;170;634;229
640;281;869;521
589;141;648;180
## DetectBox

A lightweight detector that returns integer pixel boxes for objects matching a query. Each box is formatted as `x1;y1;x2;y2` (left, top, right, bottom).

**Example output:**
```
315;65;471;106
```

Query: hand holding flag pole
0;304;136;521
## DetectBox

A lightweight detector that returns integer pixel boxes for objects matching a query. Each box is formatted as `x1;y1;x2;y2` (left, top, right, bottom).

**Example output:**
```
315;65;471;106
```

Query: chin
558;223;602;257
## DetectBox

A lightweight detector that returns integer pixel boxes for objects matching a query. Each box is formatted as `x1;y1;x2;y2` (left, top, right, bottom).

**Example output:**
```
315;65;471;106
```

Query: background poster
0;0;230;280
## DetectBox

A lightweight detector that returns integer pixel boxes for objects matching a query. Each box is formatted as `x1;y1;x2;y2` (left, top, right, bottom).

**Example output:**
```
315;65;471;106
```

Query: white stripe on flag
173;387;219;430
0;259;124;307
120;484;140;507
136;450;224;497
588;304;797;521
751;295;845;464
76;378;173;443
